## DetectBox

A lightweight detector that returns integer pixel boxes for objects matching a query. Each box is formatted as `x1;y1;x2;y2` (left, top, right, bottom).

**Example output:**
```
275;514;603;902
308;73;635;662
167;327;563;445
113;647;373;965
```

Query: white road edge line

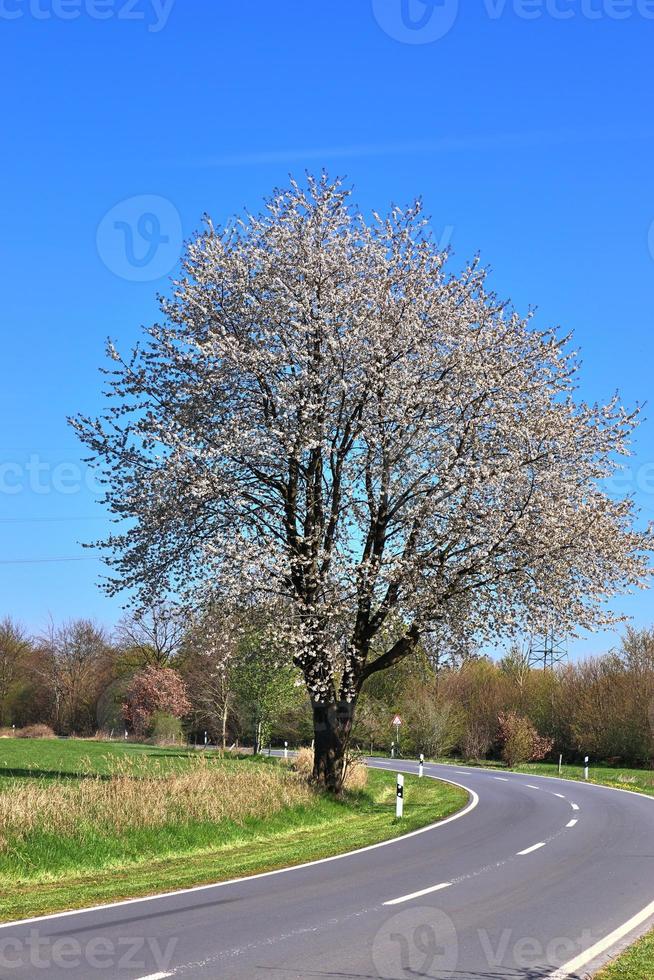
0;766;479;931
566;819;578;828
517;842;547;856
135;974;173;980
384;881;452;906
545;897;654;980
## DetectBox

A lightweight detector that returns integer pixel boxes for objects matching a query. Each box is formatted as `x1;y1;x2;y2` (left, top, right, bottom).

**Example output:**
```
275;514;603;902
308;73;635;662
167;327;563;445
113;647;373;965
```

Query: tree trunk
312;700;356;793
221;701;228;752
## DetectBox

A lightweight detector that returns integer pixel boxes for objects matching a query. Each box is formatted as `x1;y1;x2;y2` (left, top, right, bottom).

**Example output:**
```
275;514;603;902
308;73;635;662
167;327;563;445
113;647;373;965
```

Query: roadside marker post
396;773;404;819
204;731;208;747
584;756;589;781
559;754;563;775
391;741;395;759
419;753;424;778
284;741;288;759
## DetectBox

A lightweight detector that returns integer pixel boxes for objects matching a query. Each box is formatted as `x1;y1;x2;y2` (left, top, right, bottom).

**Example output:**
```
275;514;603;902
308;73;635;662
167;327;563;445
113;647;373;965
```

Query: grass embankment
595;931;654;979
0;738;467;922
433;757;654;798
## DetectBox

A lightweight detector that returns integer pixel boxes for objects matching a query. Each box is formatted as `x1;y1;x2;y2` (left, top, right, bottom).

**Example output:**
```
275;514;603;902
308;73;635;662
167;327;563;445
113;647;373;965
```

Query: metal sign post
392;715;402;756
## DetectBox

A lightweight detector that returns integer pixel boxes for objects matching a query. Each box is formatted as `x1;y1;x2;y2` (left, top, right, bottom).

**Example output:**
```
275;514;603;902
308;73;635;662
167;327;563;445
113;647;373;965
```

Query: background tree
231;628;301;754
122;665;190;736
116;603;185;669
37;619;114;735
180;608;239;748
498;711;554;768
73;175;652;791
0;618;32;726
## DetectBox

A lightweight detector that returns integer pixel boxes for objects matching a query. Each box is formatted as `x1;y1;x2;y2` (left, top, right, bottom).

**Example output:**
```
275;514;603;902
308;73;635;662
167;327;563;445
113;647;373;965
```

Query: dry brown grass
293;747;368;791
14;725;56;739
0;757;313;849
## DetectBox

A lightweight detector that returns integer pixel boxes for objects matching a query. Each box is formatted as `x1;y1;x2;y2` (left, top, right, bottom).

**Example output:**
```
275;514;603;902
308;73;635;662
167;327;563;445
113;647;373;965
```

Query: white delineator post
584;756;589;780
419;753;424;778
284;741;288;759
558;753;563;775
396;773;404;819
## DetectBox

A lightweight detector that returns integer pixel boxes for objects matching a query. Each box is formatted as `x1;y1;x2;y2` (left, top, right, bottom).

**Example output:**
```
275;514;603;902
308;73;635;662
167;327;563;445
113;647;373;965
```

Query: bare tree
116;603;186;667
39;619;113;734
0;618;32;725
72;174;652;790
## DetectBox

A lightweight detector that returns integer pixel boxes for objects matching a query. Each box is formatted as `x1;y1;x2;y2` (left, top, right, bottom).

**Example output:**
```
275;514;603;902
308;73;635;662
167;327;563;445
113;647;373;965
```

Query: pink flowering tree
74;175;651;791
123;665;191;736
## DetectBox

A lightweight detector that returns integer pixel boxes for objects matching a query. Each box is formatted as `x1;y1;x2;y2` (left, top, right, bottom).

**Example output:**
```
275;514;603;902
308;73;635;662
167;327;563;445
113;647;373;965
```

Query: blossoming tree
73;175;651;791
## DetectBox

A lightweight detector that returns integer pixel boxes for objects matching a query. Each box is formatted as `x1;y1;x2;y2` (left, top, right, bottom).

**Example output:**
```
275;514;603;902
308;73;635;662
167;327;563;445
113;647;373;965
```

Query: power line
0;556;103;565
0;516;110;525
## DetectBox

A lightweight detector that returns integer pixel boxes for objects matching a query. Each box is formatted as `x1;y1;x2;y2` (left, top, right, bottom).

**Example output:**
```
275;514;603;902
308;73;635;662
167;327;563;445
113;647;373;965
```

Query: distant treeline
1;613;653;767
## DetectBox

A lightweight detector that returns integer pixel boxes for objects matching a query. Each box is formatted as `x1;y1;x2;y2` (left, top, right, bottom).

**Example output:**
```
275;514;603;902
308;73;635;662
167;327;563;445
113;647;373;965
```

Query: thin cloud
190;127;652;168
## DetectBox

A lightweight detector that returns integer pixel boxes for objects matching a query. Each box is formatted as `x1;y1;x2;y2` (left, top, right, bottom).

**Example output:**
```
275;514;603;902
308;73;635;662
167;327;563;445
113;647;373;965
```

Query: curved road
1;759;654;979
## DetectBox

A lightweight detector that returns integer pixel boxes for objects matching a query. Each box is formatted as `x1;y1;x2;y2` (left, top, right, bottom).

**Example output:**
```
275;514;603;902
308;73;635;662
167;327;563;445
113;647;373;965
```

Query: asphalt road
1;759;654;979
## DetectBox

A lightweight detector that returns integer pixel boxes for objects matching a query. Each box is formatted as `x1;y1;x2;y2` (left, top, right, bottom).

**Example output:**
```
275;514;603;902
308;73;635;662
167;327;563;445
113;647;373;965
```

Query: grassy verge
0;739;467;922
429;757;654;798
595;931;654;979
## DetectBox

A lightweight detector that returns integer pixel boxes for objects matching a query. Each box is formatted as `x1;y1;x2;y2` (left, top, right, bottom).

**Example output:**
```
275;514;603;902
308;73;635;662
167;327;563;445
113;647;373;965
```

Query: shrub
498;712;553;768
150;712;184;744
15;724;56;739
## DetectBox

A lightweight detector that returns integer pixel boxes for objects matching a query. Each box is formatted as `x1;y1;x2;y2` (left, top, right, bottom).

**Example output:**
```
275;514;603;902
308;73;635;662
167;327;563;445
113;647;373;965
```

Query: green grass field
0;738;467;922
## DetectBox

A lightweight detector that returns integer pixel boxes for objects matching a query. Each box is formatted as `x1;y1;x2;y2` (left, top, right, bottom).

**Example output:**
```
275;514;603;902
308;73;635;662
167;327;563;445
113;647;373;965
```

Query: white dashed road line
517;842;547;856
566;819;578;828
384;881;453;906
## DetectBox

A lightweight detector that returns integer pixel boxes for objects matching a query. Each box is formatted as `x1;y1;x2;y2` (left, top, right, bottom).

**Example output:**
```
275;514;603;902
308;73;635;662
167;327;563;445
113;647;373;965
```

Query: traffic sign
392;715;402;727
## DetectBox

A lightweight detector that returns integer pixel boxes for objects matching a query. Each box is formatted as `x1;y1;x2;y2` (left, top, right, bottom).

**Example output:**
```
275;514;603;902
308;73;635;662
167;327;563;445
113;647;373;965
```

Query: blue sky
1;0;653;657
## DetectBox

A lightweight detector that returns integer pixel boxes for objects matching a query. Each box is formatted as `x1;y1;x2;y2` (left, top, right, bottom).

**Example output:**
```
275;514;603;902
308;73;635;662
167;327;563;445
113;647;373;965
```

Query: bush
150;712;184;744
498;712;553;768
15;724;56;739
